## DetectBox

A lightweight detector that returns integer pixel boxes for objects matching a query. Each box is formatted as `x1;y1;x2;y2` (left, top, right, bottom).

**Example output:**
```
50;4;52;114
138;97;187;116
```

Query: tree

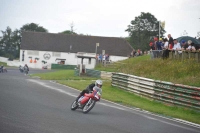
0;27;14;57
0;23;48;58
59;30;77;35
125;12;166;51
59;22;77;35
20;23;48;33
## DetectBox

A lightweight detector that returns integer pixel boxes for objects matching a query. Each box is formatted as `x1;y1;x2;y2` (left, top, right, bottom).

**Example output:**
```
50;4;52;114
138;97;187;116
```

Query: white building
20;31;133;69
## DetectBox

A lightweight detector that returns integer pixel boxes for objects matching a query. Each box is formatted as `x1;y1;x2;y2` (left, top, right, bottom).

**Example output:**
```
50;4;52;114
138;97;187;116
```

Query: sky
0;0;200;39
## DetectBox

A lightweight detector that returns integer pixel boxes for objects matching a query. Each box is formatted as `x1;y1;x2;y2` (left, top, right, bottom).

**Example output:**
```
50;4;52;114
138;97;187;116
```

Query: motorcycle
0;66;7;73
24;67;29;75
71;90;101;114
19;66;24;73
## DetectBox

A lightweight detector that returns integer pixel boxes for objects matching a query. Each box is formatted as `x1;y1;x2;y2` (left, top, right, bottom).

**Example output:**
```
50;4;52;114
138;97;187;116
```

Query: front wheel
82;100;96;114
71;100;78;110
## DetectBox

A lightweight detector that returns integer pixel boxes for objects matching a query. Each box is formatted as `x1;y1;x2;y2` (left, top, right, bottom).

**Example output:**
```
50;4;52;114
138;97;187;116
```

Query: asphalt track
0;68;199;133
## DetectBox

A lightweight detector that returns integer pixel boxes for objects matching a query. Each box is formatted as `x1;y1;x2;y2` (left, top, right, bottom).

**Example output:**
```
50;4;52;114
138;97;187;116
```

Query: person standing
168;34;174;50
162;38;169;59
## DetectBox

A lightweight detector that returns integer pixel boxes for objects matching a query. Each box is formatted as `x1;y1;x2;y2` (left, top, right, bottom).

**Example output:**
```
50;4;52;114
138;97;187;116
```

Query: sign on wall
43;53;51;60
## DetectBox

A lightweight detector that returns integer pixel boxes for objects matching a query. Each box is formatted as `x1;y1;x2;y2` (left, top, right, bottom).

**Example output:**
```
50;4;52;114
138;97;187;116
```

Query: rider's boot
75;94;82;102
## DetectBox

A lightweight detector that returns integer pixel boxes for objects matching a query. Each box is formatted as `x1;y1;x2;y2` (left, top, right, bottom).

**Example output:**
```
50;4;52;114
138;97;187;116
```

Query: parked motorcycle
71;90;101;114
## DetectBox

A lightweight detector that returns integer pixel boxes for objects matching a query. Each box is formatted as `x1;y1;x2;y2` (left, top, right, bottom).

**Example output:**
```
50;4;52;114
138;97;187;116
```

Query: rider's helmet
95;79;103;88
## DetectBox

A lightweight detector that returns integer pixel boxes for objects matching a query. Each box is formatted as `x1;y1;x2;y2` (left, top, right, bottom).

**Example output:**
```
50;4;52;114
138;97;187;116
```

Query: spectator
137;49;141;56
186;40;196;51
134;49;137;56
181;40;188;50
102;54;106;63
157;38;163;50
159;38;164;50
107;54;110;61
173;39;182;54
168;34;174;49
153;37;158;50
149;42;155;50
163;38;169;49
98;54;102;63
162;38;169;59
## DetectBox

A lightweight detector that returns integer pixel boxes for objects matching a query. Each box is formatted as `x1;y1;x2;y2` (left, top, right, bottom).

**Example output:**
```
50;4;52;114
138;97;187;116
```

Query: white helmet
95;79;103;88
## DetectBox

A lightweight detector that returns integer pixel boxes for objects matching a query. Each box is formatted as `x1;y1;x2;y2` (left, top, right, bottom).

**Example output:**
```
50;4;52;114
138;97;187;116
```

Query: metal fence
151;50;200;62
86;69;101;78
112;73;200;111
74;68;101;78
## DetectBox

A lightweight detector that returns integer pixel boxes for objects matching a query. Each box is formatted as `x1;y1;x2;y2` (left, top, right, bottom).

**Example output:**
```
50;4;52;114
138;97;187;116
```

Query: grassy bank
31;70;200;124
95;55;200;87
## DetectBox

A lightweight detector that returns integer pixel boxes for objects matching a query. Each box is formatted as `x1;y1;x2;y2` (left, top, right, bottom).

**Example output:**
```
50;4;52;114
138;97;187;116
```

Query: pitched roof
21;31;133;56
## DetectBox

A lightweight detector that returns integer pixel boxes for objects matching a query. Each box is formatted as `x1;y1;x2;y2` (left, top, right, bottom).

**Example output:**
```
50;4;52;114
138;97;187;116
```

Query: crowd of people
96;54;111;64
149;34;200;58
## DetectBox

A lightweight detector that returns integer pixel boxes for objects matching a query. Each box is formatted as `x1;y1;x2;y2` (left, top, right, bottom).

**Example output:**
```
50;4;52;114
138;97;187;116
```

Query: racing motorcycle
0;66;7;73
71;90;101;114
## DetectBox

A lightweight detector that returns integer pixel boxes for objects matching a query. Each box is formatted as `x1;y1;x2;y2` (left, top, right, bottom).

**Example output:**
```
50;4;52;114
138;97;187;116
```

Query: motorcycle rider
24;64;29;75
0;65;3;73
75;79;103;102
24;64;29;71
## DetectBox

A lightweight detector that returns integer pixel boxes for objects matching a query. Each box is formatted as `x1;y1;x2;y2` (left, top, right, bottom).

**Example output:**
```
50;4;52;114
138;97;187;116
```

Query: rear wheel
71;100;78;110
82;100;96;114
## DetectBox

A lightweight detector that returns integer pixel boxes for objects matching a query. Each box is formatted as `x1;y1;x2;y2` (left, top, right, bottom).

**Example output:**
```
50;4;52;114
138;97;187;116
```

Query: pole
95;43;99;54
159;21;160;39
95;43;99;67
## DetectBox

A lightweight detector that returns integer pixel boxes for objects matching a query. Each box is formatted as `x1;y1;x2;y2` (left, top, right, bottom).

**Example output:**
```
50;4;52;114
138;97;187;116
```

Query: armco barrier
74;69;101;78
112;73;200;111
86;69;101;78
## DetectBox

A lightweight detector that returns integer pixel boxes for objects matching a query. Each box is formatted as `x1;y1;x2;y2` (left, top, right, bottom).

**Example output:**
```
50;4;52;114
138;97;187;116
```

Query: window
27;50;39;56
52;52;61;57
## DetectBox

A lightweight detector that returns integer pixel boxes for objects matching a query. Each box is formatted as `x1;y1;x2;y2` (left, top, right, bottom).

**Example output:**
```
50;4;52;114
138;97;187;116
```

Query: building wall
19;50;96;69
19;50;128;69
109;55;128;62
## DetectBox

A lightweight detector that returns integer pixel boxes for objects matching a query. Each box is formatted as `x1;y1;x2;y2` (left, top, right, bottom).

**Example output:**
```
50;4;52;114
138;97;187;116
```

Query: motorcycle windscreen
80;96;90;104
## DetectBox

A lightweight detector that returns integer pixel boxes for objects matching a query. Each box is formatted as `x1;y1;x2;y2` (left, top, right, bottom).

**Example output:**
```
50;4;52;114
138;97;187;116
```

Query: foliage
0;23;48;59
125;12;166;51
59;30;77;35
0;27;18;58
20;23;48;33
